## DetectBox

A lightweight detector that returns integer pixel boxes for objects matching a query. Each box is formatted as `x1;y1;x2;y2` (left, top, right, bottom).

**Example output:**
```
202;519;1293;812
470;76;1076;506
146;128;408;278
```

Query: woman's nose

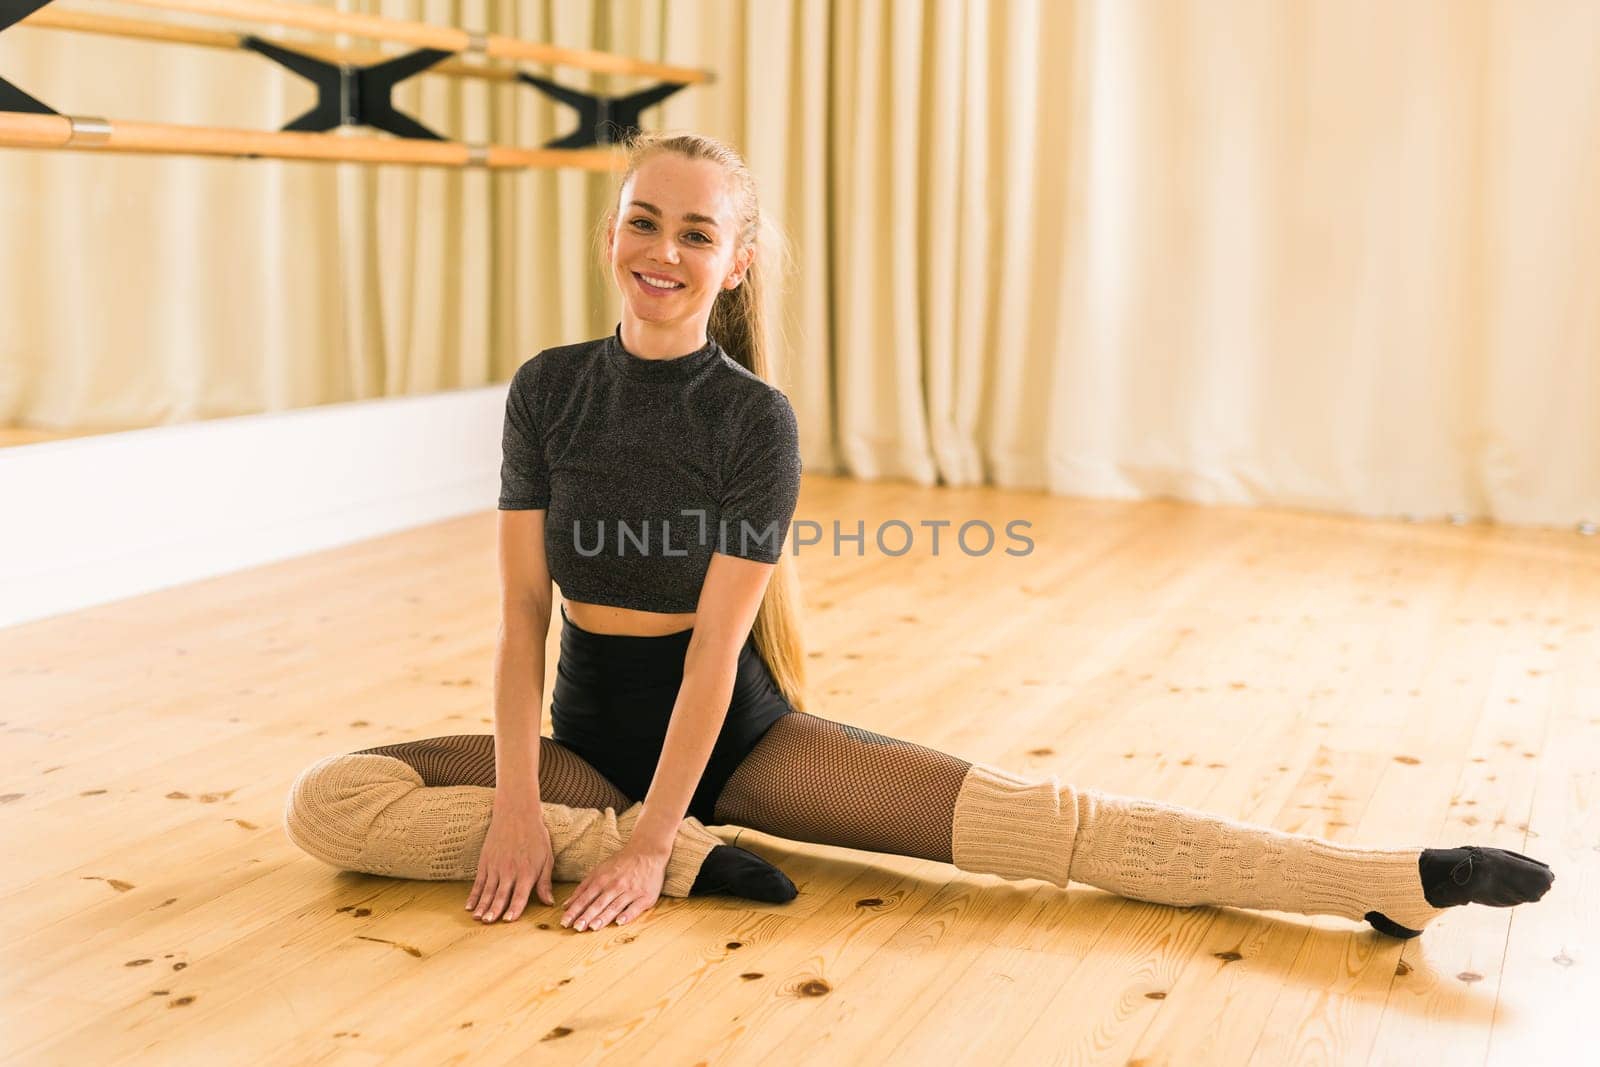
648;234;679;263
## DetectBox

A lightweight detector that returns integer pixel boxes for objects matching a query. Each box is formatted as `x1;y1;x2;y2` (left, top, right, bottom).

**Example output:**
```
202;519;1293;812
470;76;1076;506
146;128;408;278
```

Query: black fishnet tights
354;712;972;865
356;734;629;811
712;711;971;864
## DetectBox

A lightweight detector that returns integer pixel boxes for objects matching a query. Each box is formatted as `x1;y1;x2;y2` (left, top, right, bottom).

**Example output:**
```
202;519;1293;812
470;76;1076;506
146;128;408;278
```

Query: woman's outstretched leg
356;733;628;807
283;735;794;902
712;713;1554;937
713;713;969;861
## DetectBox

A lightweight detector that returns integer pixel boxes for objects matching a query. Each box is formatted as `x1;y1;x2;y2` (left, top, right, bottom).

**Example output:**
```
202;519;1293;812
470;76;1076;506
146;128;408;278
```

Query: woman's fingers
562;878;597;926
588;895;632;931
502;873;535;923
470;866;547;924
466;868;487;911
542;878;649;932
481;874;516;923
571;888;617;929
472;871;500;919
536;855;555;907
573;888;625;931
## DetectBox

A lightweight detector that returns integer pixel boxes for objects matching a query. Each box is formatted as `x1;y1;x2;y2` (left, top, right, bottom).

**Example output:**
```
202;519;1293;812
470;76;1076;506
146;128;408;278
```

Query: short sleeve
498;357;550;509
717;391;801;563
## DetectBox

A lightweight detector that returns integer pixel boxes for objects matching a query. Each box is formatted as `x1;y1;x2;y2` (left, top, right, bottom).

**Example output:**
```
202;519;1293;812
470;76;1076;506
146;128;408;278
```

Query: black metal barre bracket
0;1;451;137
245;58;695;148
242;36;451;140
1;0;692;149
519;75;686;149
1;0;59;115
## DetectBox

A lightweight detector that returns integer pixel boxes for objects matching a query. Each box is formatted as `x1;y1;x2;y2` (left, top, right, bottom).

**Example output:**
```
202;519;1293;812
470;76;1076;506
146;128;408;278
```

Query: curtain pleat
1;0;1594;526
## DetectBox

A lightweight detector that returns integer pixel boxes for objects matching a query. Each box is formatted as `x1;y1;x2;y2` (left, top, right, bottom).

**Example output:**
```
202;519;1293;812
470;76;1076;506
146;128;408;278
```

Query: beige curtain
2;1;1595;527
808;0;1600;528
0;0;671;426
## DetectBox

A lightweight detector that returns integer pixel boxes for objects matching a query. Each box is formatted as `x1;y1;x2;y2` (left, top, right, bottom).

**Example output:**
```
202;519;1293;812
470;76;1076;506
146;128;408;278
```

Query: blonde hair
596;131;810;713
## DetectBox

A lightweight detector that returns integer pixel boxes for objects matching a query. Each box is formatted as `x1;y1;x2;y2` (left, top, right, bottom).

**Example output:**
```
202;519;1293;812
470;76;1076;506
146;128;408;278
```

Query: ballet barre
0;111;624;168
0;0;713;167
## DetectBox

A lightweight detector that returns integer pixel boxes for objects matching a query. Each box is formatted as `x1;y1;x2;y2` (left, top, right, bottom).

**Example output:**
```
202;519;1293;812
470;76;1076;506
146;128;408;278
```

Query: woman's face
606;154;752;334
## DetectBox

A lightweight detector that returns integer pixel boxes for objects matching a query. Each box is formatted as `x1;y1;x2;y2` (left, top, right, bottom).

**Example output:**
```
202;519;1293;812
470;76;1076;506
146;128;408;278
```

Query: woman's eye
629;218;710;244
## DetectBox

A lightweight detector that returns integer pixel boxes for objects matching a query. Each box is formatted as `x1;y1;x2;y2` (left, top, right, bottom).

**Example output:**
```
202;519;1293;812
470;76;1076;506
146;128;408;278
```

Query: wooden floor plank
1;477;1589;1064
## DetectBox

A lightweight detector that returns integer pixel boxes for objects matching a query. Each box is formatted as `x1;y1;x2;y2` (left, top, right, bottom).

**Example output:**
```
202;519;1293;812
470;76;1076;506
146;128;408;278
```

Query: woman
286;132;1553;938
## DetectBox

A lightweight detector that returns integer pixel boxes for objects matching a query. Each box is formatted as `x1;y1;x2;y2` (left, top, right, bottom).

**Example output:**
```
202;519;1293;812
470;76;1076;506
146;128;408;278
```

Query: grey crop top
497;326;802;614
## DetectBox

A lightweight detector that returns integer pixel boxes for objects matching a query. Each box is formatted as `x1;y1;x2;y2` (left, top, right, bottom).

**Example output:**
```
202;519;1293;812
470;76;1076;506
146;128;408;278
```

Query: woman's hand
466;799;554;923
561;840;669;931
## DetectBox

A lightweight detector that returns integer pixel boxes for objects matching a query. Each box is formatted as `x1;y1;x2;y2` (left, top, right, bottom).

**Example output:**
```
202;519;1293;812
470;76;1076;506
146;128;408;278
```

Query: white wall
0;385;506;630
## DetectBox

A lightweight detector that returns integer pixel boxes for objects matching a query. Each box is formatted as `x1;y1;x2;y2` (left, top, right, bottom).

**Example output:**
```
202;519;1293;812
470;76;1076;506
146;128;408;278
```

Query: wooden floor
0;426;153;448
2;475;1592;1065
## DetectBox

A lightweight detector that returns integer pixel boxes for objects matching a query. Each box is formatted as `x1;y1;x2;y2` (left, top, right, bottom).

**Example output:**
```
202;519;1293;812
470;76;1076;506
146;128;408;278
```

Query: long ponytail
599;131;810;712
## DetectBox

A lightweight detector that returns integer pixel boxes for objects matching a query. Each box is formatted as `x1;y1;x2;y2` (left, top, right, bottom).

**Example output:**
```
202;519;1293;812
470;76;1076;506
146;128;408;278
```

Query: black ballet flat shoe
1419;845;1556;908
689;844;799;903
1366;845;1556;940
1365;910;1424;940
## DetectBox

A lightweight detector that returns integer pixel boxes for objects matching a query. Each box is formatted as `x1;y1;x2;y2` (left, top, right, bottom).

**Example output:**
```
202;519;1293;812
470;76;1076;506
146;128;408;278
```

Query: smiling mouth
633;272;685;291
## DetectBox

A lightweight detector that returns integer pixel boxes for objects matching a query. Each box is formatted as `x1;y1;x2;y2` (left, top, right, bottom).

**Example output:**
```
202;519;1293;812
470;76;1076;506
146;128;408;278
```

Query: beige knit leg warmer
949;763;1446;932
283;753;716;898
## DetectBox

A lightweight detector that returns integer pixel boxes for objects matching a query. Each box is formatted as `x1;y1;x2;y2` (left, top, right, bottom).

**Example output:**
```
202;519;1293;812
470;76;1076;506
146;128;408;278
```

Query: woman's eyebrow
629;200;720;228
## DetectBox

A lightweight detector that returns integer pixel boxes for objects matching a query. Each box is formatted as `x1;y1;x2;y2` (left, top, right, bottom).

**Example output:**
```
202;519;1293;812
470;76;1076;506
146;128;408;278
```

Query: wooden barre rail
20;7;520;84
92;0;713;84
0;111;626;169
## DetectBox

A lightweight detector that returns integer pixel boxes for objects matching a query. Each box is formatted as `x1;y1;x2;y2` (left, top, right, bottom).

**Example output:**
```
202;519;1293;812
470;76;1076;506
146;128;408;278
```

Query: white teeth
638;273;683;290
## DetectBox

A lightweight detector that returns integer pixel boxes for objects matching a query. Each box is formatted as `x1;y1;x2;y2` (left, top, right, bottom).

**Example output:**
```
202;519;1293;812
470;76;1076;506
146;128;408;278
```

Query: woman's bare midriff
563;599;696;637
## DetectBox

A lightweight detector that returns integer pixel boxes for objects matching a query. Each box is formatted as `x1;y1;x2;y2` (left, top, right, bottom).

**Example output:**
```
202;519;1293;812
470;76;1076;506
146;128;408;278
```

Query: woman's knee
283;753;423;869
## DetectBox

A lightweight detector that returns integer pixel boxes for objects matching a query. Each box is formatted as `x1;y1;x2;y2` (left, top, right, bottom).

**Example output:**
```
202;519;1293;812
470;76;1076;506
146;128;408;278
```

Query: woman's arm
631;393;800;848
562;389;800;929
492;509;554;802
630;551;777;853
465;509;557;923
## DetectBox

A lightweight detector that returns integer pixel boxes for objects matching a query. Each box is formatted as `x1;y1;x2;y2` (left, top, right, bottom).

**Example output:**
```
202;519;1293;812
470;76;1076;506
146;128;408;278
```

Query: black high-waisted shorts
549;603;794;824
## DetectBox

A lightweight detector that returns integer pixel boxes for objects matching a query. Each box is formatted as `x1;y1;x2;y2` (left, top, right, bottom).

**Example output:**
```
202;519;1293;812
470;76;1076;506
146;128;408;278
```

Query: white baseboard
0;385;507;630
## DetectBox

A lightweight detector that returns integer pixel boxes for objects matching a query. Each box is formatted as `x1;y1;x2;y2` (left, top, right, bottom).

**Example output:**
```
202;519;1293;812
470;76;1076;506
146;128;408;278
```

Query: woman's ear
726;245;756;289
599;213;619;276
